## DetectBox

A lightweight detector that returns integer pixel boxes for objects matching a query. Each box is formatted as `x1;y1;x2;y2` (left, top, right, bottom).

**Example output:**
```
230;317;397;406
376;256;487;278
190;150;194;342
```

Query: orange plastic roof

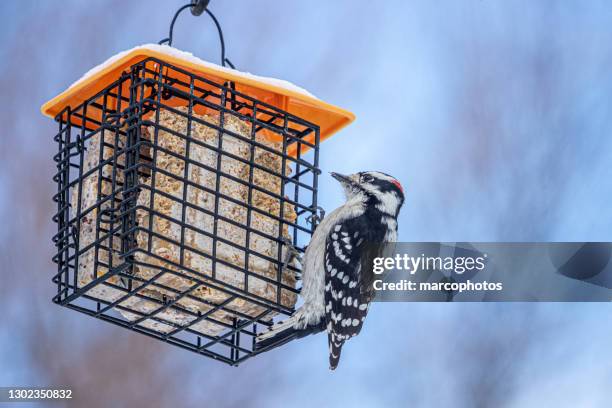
41;46;355;155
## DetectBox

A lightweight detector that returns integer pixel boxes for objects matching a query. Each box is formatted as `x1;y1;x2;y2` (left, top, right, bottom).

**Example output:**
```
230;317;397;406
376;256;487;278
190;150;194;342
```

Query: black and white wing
324;218;385;370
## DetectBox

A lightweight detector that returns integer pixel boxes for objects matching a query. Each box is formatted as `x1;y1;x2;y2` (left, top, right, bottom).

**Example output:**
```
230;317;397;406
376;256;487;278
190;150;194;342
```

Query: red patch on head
391;179;403;194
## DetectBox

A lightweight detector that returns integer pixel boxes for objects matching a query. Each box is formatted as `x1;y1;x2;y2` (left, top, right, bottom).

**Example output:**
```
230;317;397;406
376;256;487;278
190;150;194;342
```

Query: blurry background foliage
1;1;612;407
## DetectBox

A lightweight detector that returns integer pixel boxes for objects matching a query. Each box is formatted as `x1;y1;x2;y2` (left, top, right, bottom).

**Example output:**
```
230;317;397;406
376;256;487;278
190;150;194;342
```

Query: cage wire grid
51;57;321;365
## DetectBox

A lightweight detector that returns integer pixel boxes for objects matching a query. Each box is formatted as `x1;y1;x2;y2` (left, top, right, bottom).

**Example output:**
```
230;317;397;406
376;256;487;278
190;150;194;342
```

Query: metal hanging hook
158;0;234;68
189;0;209;15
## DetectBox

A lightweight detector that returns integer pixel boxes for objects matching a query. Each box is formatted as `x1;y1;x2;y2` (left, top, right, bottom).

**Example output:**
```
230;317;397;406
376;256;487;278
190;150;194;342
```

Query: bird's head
331;171;404;217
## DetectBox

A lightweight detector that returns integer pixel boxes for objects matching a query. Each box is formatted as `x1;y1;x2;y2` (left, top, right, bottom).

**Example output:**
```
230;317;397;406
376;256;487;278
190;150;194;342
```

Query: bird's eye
361;174;373;183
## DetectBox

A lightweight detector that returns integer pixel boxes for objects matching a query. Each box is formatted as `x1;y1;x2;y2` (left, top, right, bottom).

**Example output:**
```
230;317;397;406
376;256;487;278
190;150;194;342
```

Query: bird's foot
281;238;303;280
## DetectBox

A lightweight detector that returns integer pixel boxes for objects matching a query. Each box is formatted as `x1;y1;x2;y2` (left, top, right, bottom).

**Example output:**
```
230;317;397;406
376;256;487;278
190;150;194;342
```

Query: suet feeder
43;0;354;365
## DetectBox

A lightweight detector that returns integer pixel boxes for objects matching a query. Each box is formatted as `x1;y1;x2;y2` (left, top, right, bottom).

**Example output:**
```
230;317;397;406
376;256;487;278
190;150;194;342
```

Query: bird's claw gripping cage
43;45;353;365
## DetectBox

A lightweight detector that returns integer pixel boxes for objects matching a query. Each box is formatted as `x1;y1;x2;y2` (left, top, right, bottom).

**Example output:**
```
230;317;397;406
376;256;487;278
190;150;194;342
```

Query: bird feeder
43;1;354;366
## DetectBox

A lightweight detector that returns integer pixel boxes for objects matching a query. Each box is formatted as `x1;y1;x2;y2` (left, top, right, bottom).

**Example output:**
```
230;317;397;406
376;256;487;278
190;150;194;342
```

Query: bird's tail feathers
256;317;324;353
256;317;296;342
328;333;344;370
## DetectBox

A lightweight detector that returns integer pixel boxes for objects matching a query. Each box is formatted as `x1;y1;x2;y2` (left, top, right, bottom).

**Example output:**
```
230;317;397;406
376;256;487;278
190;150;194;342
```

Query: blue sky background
1;1;612;407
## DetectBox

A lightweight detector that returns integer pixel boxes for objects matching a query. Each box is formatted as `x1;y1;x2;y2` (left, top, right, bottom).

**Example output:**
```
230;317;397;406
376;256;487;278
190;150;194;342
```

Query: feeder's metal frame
51;56;321;366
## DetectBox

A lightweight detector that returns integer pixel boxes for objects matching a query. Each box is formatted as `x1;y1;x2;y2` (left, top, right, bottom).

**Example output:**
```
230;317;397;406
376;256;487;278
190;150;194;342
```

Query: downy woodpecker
256;171;404;370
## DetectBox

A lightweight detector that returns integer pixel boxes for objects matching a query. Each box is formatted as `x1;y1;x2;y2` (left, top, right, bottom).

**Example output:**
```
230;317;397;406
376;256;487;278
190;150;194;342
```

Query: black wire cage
44;2;353;367
50;56;329;365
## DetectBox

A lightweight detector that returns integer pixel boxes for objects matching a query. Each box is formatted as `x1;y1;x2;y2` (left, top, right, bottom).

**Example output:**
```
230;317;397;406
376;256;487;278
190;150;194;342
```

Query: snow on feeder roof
41;44;354;157
44;1;354;366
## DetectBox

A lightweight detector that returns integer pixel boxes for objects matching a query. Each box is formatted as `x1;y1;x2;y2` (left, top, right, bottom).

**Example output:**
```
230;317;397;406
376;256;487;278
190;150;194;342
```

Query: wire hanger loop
158;0;234;68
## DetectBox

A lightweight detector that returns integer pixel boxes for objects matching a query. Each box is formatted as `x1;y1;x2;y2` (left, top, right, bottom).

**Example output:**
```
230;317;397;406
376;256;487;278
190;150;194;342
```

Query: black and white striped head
331;171;404;217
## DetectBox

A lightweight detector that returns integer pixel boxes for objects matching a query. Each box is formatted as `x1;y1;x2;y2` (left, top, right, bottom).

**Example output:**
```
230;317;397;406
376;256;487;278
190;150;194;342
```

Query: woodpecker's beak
331;172;352;185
